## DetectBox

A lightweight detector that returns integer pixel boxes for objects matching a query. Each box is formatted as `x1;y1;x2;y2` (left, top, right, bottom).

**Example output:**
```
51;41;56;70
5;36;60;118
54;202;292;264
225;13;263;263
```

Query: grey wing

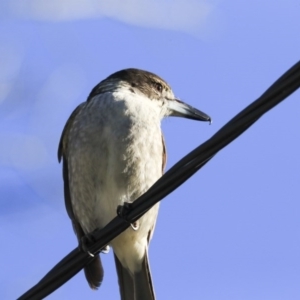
58;103;84;221
58;103;104;289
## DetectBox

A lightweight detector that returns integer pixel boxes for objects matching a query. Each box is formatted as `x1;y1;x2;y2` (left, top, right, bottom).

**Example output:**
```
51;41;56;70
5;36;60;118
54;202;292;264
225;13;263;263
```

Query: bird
58;68;211;300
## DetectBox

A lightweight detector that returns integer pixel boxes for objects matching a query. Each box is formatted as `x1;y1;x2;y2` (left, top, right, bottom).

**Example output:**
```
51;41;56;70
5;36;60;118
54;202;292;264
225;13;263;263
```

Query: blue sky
1;1;299;299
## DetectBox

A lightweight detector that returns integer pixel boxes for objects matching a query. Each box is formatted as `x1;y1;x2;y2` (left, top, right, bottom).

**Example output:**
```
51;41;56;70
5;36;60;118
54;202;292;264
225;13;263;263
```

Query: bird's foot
101;245;110;254
80;231;110;257
80;233;96;257
117;202;139;231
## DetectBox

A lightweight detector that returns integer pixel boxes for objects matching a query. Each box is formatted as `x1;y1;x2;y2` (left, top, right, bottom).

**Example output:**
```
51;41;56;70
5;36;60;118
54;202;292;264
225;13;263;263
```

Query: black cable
18;61;300;300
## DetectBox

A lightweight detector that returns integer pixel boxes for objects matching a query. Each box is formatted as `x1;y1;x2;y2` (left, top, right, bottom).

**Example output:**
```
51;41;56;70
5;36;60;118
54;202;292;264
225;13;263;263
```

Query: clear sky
1;1;299;299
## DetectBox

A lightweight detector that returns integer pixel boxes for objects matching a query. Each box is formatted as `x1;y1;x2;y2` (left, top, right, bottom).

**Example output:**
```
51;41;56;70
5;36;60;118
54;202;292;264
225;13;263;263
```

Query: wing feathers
58;102;104;289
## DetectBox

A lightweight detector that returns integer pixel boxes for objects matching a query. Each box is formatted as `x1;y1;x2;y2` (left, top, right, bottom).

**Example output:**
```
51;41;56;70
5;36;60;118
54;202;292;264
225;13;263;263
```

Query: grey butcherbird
58;68;211;300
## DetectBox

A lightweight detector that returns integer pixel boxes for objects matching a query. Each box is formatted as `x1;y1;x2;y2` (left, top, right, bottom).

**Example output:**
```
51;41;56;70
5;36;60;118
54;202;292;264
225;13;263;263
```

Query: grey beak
168;99;212;123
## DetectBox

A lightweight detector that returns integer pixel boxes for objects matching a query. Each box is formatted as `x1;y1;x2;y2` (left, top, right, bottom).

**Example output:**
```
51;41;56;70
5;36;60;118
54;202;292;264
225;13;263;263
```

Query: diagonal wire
18;61;300;300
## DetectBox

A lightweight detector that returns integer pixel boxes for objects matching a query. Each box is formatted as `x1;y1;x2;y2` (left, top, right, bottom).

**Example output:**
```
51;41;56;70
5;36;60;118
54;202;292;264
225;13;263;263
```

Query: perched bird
58;68;211;300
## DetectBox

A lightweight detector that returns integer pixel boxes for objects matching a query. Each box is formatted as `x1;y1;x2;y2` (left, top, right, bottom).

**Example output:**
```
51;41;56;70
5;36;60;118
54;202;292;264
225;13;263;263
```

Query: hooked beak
168;99;212;123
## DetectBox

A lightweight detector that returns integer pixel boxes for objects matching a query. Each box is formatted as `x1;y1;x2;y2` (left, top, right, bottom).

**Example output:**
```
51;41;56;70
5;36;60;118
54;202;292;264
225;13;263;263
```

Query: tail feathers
84;254;104;290
134;252;155;300
114;253;135;299
114;252;155;300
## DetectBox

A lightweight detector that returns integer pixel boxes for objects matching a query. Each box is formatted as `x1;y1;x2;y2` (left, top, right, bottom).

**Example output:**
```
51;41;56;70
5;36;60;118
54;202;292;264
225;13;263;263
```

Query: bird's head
87;68;211;123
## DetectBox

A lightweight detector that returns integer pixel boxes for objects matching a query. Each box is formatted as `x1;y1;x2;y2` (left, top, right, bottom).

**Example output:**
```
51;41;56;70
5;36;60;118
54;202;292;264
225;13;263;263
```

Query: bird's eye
154;82;163;93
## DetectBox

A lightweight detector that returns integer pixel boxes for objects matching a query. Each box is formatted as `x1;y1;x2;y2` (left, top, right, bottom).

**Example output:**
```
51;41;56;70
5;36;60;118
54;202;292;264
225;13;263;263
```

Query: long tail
114;252;155;300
